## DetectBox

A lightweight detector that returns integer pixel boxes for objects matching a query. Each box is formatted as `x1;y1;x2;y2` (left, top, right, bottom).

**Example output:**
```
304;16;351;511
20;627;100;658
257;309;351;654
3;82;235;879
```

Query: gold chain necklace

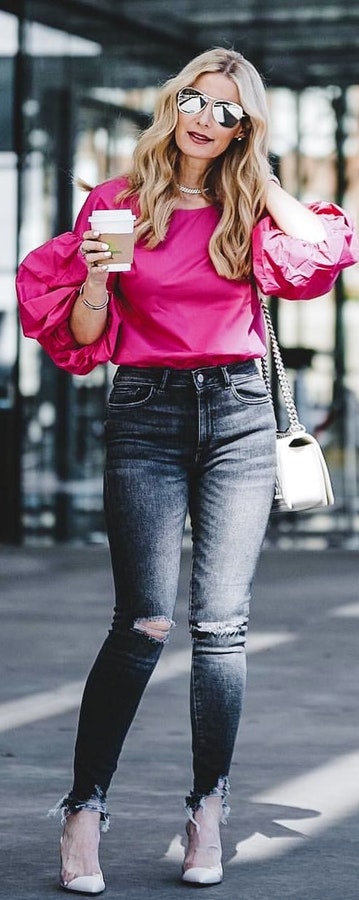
177;183;206;195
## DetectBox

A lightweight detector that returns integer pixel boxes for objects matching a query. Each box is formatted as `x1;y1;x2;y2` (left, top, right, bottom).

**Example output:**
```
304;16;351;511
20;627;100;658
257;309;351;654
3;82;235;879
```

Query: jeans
64;361;276;821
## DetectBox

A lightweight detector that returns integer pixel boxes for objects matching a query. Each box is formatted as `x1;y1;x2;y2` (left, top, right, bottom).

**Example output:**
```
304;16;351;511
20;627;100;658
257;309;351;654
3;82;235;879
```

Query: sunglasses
177;87;245;129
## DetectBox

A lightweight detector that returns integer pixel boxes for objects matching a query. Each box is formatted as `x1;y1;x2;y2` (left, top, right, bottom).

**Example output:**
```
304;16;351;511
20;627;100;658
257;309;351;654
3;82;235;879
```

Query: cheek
174;119;187;150
216;132;237;153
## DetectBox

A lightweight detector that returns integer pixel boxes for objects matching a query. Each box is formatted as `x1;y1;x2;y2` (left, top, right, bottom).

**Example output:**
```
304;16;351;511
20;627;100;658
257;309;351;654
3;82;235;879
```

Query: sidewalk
0;544;358;899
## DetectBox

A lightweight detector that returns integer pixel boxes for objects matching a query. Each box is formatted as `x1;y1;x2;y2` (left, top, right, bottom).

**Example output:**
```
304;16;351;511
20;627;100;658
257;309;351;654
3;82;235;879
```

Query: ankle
63;809;101;835
189;794;223;829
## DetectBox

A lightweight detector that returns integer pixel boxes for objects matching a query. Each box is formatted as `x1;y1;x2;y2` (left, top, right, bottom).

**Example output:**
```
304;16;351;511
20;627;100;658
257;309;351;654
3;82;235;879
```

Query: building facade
2;2;359;543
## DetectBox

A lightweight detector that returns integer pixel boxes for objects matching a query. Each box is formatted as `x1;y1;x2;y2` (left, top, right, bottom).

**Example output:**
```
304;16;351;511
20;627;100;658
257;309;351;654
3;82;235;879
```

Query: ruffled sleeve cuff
16;231;123;375
252;201;359;300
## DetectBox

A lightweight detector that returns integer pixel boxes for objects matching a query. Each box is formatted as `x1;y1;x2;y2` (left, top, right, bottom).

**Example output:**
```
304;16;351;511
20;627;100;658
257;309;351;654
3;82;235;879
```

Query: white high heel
182;863;223;885
60;813;105;895
182;796;224;886
60;872;105;894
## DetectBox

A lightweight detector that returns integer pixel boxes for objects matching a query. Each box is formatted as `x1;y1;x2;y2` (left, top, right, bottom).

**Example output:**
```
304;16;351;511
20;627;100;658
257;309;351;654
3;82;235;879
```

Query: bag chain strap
260;299;305;434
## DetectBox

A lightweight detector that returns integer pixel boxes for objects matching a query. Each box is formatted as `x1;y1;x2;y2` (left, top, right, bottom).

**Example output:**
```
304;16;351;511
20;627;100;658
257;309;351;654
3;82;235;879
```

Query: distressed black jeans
63;362;276;821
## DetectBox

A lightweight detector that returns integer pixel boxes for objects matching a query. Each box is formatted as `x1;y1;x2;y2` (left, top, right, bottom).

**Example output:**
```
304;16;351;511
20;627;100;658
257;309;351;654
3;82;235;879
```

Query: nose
196;101;212;127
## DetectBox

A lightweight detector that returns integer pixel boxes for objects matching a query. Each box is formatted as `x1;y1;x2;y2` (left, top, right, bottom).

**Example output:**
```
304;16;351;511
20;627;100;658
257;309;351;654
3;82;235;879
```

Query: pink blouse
16;177;359;375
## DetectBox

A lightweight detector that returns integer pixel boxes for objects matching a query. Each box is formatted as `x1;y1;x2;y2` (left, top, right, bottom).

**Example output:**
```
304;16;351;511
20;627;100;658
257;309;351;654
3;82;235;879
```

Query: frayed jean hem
48;785;110;832
185;776;230;830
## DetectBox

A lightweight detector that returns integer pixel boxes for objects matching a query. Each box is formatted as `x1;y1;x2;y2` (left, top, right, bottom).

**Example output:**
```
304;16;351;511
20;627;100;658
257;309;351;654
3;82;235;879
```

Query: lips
188;131;213;144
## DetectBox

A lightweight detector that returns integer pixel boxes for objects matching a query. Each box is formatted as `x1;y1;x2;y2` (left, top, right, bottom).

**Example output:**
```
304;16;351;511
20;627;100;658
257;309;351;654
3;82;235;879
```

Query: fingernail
101;243;109;250
104;251;112;257
99;265;109;271
92;231;100;237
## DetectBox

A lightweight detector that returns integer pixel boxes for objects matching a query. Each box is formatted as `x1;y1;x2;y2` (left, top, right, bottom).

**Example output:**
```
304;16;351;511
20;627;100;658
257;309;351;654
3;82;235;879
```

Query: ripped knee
132;615;175;644
190;617;248;649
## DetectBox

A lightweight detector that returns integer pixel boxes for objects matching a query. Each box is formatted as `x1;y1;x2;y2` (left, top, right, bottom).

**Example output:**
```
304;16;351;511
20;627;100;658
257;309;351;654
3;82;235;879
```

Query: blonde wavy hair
118;47;272;280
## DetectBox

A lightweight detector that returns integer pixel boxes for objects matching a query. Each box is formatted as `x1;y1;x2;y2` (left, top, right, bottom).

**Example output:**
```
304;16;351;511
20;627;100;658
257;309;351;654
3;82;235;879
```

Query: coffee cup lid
89;209;136;221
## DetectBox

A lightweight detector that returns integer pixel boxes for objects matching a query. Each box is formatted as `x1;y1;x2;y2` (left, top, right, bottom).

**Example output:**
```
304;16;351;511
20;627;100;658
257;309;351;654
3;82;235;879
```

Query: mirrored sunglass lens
213;102;242;127
178;90;204;114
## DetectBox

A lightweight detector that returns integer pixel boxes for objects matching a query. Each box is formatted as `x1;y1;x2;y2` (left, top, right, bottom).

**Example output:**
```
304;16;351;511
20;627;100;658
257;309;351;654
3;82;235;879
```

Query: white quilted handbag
260;300;335;513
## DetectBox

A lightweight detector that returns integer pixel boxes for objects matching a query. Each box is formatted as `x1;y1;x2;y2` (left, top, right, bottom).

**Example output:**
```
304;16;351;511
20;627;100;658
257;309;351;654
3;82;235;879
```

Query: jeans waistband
114;360;258;389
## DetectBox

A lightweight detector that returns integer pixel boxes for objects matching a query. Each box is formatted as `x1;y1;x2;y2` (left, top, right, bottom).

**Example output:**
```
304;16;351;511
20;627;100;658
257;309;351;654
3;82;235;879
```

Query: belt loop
159;369;170;391
221;366;231;387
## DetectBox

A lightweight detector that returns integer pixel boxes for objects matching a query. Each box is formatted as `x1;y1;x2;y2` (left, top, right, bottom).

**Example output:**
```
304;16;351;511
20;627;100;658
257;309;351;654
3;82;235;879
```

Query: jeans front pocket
229;372;270;406
107;384;156;410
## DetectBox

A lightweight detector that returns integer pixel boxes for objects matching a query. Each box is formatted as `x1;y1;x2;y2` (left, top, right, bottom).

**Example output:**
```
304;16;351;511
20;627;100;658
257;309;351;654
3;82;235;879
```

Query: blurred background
1;0;359;547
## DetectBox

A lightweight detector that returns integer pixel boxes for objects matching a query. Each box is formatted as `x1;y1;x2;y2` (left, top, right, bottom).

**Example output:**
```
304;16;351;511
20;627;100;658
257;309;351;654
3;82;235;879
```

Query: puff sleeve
16;184;125;375
252;201;359;300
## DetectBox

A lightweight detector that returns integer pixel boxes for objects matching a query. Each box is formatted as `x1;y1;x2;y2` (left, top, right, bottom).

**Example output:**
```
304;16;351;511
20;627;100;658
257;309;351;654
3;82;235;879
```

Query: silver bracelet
79;282;110;310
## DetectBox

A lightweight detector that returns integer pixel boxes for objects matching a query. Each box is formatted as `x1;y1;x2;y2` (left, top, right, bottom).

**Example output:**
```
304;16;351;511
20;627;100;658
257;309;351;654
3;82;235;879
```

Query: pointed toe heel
60;872;105;894
182;793;225;886
182;863;223;885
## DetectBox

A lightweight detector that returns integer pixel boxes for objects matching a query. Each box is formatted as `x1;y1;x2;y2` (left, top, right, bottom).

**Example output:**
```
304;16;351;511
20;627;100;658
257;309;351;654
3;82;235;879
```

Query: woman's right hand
70;231;113;345
80;229;112;285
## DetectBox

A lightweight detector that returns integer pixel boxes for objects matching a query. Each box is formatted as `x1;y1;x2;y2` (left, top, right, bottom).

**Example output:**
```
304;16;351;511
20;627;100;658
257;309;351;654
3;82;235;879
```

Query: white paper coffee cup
88;209;136;271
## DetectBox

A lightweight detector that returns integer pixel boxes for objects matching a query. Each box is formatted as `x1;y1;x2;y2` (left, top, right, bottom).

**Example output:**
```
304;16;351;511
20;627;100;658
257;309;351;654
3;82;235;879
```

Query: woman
17;47;358;893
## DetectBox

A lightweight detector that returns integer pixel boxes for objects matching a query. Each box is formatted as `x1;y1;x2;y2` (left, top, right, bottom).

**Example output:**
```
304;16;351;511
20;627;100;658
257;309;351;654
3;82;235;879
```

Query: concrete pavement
0;543;358;899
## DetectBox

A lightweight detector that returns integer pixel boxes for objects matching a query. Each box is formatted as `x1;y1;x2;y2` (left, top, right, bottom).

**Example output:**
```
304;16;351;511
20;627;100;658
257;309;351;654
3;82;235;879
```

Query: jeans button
197;373;204;384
